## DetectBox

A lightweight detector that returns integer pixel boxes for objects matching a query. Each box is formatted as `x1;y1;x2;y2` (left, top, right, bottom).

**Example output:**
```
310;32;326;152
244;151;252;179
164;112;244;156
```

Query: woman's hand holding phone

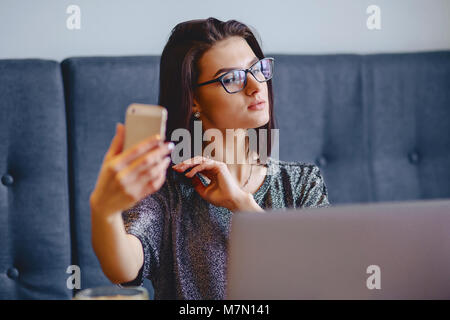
89;123;174;219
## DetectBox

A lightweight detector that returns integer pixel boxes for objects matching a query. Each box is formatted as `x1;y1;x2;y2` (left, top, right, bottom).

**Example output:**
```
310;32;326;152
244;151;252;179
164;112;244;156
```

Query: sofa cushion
61;56;160;298
61;51;450;299
273;52;450;204
0;59;71;299
272;54;370;204
363;51;450;202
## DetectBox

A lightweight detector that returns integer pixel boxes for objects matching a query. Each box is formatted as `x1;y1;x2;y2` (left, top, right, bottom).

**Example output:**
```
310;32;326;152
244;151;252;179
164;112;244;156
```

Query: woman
90;17;330;300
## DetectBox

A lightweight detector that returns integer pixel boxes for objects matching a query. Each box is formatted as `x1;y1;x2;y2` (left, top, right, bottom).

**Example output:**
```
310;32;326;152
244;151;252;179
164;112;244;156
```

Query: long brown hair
158;17;277;162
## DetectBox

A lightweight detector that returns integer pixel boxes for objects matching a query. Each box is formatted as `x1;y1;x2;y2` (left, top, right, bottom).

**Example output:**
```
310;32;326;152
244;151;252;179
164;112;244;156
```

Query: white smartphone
123;103;168;152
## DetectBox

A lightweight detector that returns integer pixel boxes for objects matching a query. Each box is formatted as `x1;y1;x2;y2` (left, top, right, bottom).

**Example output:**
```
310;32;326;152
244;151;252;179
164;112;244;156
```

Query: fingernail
167;142;175;150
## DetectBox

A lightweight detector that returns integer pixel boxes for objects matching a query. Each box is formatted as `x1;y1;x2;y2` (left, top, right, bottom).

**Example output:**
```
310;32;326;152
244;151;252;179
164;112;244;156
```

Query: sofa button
408;152;420;164
7;267;19;280
1;174;14;186
316;156;327;167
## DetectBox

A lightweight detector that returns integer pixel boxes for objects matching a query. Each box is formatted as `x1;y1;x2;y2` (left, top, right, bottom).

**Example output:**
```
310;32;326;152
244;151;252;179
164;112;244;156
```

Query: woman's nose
245;72;263;93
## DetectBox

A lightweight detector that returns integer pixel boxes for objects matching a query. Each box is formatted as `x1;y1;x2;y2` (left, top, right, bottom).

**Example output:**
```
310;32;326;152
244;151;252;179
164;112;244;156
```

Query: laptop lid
226;199;450;299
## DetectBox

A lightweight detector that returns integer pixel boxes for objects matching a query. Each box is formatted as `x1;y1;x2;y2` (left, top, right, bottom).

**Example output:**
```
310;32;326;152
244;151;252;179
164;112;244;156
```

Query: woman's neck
202;128;258;185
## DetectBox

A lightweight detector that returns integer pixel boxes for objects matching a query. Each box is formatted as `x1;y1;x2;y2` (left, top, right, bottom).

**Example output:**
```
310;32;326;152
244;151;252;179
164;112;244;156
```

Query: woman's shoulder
266;157;330;208
267;157;328;193
266;157;322;178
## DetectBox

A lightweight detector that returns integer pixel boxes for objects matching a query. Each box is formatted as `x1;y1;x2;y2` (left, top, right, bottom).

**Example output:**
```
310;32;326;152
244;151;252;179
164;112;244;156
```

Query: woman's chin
249;113;270;128
225;114;270;129
241;121;269;130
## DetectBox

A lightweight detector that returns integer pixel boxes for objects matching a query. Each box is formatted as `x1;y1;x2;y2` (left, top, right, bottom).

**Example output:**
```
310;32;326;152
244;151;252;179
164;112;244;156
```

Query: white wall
1;0;449;61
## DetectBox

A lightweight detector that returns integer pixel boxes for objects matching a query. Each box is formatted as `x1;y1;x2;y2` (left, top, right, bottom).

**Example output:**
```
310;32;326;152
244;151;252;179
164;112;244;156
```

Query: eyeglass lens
222;58;273;93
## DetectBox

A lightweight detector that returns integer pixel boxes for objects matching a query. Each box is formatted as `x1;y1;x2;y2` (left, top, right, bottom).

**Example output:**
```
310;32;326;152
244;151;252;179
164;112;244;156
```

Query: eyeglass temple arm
195;77;221;87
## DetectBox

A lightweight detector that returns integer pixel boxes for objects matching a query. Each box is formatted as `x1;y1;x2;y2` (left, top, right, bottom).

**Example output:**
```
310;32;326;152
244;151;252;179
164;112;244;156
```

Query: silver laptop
226;199;450;299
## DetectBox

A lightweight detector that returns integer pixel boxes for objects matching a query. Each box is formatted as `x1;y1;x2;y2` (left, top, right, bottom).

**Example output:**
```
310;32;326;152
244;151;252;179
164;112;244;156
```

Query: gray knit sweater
121;157;331;299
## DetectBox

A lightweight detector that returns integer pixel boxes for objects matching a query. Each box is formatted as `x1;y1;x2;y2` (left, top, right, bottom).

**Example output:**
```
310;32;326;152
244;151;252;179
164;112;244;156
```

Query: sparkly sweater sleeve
119;181;171;286
295;164;331;208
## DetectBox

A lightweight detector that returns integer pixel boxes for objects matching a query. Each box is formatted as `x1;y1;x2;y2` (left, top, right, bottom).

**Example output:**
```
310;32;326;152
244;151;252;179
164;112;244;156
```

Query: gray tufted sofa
1;51;449;299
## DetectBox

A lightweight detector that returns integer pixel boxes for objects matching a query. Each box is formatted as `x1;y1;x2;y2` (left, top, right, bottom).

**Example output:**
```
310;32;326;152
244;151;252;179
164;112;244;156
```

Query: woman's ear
192;97;201;112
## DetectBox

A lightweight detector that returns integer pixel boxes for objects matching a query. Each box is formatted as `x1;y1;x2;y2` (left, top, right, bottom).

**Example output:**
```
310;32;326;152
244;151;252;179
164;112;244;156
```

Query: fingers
142;169;167;196
184;161;216;178
110;134;163;171
105;123;125;161
130;141;173;173
119;157;170;202
172;155;207;168
172;155;213;172
132;156;171;186
191;174;207;196
116;143;173;185
173;156;227;184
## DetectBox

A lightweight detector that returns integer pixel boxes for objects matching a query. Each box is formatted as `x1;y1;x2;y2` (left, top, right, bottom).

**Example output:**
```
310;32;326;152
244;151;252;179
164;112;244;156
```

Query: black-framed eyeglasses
195;57;275;94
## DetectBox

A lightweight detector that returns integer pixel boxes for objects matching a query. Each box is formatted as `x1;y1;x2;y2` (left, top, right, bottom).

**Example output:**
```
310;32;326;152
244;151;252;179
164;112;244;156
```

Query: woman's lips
248;101;265;110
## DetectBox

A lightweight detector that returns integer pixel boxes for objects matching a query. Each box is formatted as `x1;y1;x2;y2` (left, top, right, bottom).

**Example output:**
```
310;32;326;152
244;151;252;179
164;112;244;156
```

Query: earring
194;111;201;118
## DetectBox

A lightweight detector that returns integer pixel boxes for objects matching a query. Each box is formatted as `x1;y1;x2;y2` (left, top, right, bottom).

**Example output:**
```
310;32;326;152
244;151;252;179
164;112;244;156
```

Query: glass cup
73;285;149;300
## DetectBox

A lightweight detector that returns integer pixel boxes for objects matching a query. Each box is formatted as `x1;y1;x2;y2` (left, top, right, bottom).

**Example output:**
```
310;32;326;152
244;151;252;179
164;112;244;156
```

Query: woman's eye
224;75;240;83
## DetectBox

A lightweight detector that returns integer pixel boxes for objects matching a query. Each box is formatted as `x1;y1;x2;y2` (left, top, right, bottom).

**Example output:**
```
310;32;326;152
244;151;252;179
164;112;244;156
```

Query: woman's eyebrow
213;56;259;77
